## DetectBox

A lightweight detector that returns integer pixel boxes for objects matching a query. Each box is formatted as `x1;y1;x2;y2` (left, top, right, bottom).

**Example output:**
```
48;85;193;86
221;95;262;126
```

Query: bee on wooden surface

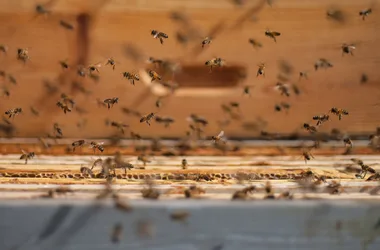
147;69;162;82
351;158;377;179
80;166;94;177
59;20;74;30
343;136;353;148
201;37;212;48
155;116;175;128
359;8;372;20
275;82;290;96
181;158;188;169
212;130;227;144
303;123;317;134
264;181;275;199
105;57;117;70
20;150;35;164
257;63;265;77
72;139;85;151
341;43;356;56
110;121;129;134
90;141;105;153
137;155;151;167
302;150;315;164
140;112;155;126
151;30;169;44
111;223;123;243
329;107;349;120
248;38;263;49
103;97;119;109
313;114;330;126
56;101;71;114
264;29;281;43
0;44;8;54
184;185;206;198
59;60;69;69
122;72;140;85
17;48;29;63
232;185;256;200
170;211;189;223
205;57;226;72
314;58;333;70
5;108;22;119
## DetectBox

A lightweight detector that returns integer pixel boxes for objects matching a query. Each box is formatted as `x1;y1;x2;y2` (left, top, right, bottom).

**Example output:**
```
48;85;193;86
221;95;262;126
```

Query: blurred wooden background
0;0;379;139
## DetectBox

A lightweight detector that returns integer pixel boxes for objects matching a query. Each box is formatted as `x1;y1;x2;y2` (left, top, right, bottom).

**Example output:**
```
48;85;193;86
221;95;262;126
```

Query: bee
243;86;252;97
351;158;376;179
130;131;142;140
303;123;317;133
111;223;123;243
137;155;151;167
264;181;275;199
90;141;105;153
147;70;162;82
8;74;17;85
110;121;129;134
5;108;22;119
188;114;209;126
0;44;8;54
35;3;51;15
20;150;35;164
59;20;74;30
275;82;290;96
17;48;29;63
155;116;175;128
299;71;308;80
87;63;102;74
184;185;206;198
72;139;85;151
313;114;330;126
170;211;189;223
60;93;75;108
359;8;372;20
146;57;164;68
264;29;281;43
343;136;353;148
140;112;155;126
103;97;119;109
151;30;169;44
181;158;188;169
212;130;227;144
325;180;343;195
141;179;160;199
53;123;63;138
232;185;256;200
329;107;349;120
248;38;263;49
105;57;117;70
257;63;265;77
314;58;333;70
201;37;212;48
56;101;72;114
205;57;226;72
341;43;356;56
326;8;347;23
1;86;10;97
175;31;189;46
302;150;315;164
59;60;69;69
122;72;140;85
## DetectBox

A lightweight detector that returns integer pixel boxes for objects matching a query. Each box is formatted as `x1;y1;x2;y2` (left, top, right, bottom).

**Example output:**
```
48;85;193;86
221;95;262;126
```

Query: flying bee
105;57;117;70
201;37;212;48
275;82;290;97
155;116;175;128
59;20;74;30
5;108;22;119
59;60;69;69
53;123;63;138
72;139;85;151
60;93;75;108
90;141;104;153
147;69;162;82
103;97;119;109
343;136;353;148
140;112;155;126
110;121;129;134
359;8;372;20
211;130;227;144
137;155;151;167
87;63;102;74
302;150;315;164
56;101;72;114
314;58;333;70
130;131;142;140
111;223;123;243
0;44;8;54
181;158;188;169
341;43;356;56
188;114;209;126
264;29;281;43
122;72;140;85
20;150;35;164
8;74;17;85
248;38;263;49
151;30;169;44
329;107;349;120
257;63;265;77
17;48;29;63
76;65;87;77
1;86;10;98
313;114;330;126
303;123;317;133
205;57;226;72
30;106;39;116
326;8;347;23
299;71;308;80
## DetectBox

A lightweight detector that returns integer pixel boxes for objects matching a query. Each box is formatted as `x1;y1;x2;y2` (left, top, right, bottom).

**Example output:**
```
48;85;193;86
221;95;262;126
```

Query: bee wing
218;130;225;138
21;149;27;154
98;142;105;145
272;32;281;36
